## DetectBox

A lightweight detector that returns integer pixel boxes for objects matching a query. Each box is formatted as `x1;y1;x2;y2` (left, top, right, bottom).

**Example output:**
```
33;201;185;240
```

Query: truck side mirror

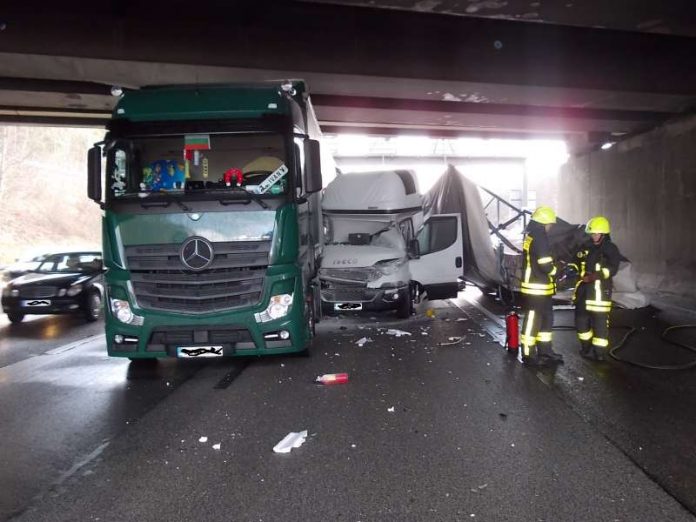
87;145;102;203
304;139;322;194
408;239;421;259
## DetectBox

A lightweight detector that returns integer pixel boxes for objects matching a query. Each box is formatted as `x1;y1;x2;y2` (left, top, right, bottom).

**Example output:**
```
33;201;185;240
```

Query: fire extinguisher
505;310;520;352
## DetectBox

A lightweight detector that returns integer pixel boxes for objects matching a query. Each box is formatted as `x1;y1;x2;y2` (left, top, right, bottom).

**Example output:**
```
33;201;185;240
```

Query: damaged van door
410;213;464;300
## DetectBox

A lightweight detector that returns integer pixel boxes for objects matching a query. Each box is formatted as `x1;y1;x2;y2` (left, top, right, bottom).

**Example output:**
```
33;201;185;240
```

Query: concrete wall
541;114;696;307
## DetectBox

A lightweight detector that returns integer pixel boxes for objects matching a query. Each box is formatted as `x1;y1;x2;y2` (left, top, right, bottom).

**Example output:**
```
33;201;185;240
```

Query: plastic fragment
386;329;411;337
316;373;349;385
273;430;308;454
212;443;221;450
356;337;373;346
199;436;208;443
387;406;395;413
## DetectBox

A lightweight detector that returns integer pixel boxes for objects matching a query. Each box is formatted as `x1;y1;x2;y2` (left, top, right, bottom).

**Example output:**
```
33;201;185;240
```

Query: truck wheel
84;291;102;322
7;313;24;324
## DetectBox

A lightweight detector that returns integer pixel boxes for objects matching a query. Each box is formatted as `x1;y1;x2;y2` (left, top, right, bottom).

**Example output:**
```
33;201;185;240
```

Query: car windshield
36;253;102;274
106;132;289;201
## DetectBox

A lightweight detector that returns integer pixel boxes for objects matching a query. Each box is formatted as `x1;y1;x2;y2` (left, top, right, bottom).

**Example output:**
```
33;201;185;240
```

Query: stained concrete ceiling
0;0;694;152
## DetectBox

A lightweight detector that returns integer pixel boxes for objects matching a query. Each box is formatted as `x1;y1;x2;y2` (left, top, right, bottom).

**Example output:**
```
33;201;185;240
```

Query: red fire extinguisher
505;310;519;352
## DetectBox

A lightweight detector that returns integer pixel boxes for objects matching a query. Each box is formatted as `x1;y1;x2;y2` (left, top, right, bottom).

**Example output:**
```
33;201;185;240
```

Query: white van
319;170;463;317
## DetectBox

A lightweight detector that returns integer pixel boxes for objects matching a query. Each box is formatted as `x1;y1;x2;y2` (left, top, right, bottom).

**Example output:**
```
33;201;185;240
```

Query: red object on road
316;373;349;385
505;310;519;352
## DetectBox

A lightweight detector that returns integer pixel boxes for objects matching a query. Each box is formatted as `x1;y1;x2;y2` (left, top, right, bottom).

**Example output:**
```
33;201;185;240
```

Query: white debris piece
212;443;221;450
387;406;395;413
578;376;584;382
386;329;412;337
199;436;208;443
273;430;308;454
356;337;373;346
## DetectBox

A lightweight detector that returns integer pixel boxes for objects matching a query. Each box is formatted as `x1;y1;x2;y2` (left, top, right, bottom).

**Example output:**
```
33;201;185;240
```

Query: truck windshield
106;132;289;201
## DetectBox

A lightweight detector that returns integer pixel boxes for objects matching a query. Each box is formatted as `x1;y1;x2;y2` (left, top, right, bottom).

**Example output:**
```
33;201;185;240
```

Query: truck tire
7;312;24;324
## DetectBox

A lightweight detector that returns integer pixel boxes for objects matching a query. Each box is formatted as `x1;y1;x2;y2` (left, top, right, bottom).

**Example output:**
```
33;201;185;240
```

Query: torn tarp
423;165;502;288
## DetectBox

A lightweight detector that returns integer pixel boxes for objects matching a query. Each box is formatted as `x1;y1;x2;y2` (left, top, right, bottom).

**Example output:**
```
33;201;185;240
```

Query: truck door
409;214;463;300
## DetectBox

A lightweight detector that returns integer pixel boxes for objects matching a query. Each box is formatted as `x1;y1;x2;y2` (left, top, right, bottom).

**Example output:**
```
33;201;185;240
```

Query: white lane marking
451;295;507;346
56;441;110;485
44;334;106;355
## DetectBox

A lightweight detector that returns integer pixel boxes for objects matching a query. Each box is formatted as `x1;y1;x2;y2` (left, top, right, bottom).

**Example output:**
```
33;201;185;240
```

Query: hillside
0;125;104;265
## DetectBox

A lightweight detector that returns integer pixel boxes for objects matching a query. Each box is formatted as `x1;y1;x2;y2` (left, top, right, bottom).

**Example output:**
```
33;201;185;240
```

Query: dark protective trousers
520;294;554;359
575;302;610;349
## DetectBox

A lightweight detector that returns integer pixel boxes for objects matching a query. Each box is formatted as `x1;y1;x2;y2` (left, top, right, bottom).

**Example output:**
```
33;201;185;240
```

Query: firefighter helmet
531;206;557;225
585;216;610;234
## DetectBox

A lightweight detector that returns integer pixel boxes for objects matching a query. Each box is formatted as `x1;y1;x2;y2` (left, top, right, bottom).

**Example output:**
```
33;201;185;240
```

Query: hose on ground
552;308;696;370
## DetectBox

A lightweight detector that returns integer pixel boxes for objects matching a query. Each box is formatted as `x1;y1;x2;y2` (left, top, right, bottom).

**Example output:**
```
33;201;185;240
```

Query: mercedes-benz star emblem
180;236;214;271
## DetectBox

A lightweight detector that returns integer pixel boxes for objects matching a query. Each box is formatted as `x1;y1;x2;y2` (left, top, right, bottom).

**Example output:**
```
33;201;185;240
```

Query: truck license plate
177;345;224;358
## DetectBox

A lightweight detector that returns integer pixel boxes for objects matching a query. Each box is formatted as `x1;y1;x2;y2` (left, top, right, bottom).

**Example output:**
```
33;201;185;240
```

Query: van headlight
255;294;293;323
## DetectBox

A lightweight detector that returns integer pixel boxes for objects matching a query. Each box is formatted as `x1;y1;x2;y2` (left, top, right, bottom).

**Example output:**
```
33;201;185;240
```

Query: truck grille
126;241;271;314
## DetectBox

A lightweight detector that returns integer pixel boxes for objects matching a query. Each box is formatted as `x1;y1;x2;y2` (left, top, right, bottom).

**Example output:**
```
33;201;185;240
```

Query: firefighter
573;216;621;361
520;206;564;366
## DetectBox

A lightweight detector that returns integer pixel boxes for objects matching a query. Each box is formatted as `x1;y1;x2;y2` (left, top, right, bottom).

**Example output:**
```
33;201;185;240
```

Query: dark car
2;253;51;282
1;252;104;324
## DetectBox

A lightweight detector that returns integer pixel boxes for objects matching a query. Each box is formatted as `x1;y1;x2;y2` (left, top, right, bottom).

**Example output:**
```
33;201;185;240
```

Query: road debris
439;336;464;346
315;373;349;385
212;443;221;450
273;430;308;454
356;337;373;347
198;436;208;443
386;329;412;337
387;406;395;413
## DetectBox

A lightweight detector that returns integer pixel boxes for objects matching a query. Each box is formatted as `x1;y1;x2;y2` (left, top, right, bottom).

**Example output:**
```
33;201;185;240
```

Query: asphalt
3;296;694;522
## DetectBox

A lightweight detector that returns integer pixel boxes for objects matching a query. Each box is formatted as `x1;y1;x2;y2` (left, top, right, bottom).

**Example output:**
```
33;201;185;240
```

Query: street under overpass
0;0;695;308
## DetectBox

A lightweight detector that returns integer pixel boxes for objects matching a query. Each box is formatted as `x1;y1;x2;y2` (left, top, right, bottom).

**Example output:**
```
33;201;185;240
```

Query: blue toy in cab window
147;160;185;191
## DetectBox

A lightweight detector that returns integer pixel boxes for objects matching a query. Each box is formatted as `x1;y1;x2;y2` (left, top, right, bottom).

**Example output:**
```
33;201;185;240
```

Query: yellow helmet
586;216;610;234
531;206;557;225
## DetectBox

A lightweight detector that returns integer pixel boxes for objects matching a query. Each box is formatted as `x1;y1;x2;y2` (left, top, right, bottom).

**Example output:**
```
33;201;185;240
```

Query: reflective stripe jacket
573;237;621;312
521;222;557;296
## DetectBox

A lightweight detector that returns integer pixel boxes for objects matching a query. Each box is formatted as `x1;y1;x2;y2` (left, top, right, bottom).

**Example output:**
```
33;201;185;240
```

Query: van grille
126;241;270;314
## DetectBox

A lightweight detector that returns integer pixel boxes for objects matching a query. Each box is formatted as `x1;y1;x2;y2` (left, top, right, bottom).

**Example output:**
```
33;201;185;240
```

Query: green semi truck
87;81;324;359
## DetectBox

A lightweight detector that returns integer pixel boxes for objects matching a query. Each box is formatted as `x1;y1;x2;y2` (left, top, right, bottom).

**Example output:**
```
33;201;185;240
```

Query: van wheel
396;287;413;319
84;291;102;322
7;313;24;324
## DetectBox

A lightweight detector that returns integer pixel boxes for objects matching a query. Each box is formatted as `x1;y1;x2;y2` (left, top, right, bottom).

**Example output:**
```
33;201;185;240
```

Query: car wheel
7;313;24;324
84;291;102;322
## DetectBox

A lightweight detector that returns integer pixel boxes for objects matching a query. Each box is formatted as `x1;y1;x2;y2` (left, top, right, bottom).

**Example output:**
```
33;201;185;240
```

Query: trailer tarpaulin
423;165;502;287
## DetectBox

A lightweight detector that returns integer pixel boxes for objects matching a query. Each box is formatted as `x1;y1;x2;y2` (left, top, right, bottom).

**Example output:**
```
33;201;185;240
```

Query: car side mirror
87;145;102;203
408;239;421;259
304;139;322;194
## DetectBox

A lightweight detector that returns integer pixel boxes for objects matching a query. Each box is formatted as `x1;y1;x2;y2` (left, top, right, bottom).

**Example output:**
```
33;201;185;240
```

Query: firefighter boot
579;341;592;358
538;343;564;365
591;346;606;361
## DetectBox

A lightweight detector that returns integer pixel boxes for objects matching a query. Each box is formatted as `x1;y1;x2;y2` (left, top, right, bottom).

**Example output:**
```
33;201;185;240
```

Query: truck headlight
255;294;293;323
109;298;144;325
66;284;83;297
373;258;407;277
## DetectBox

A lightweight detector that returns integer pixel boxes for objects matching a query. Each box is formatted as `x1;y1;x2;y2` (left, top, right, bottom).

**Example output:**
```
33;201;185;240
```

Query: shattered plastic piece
199;436;208;443
212;443;221;450
273;430;308;454
439;336;463;346
386;329;412;337
578;376;584;381
387;406;395;412
356;337;373;346
316;373;349;385
425;309;436;318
